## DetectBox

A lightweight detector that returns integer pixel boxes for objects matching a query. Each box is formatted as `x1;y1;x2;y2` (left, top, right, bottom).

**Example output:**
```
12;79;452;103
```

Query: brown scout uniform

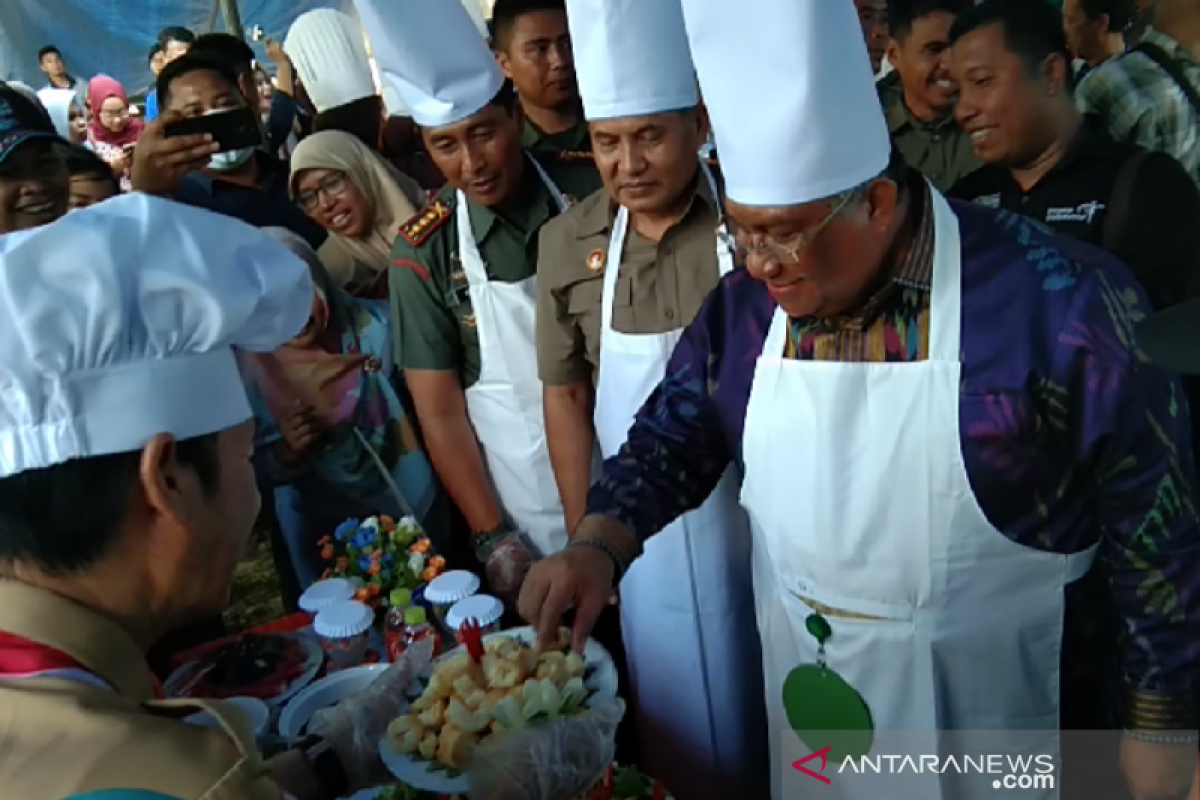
0;581;282;800
535;168;725;386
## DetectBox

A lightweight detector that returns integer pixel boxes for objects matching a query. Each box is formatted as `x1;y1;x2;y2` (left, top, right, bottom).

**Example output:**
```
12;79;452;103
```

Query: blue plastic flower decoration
381;568;392;582
352;529;376;550
334;519;358;542
358;555;372;572
384;553;396;567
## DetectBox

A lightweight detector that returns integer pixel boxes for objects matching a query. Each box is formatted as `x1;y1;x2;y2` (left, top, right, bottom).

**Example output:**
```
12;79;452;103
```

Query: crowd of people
2;0;1200;798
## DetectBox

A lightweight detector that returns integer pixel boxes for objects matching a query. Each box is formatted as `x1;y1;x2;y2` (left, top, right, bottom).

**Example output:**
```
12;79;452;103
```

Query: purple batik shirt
586;197;1200;723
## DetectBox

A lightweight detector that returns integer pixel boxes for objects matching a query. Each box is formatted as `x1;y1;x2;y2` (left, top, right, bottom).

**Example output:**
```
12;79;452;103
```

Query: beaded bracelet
566;538;626;583
1124;729;1200;746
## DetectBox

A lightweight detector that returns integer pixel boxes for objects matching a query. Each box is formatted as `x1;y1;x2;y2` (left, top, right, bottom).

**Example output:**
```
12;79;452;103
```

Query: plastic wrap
483;535;534;607
467;698;626;800
308;637;434;791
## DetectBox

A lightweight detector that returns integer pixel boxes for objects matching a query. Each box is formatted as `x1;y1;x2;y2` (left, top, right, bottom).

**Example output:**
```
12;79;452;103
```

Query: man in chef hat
285;9;383;149
353;0;582;601
536;0;767;796
0;195;433;798
520;0;1200;798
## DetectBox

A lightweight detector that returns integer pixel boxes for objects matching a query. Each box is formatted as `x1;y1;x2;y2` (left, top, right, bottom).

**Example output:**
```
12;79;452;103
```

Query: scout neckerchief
782;611;875;760
0;629;166;699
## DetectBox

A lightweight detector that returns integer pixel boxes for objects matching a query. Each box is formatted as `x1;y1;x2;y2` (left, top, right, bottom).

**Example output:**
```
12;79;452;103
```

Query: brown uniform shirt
0;581;282;800
536;170;723;387
877;72;981;192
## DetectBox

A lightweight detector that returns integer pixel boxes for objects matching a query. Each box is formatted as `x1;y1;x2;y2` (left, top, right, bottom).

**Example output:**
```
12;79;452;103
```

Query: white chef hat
284;9;377;114
568;0;697;120
352;0;504;129
680;0;890;206
0;194;312;478
383;86;410;118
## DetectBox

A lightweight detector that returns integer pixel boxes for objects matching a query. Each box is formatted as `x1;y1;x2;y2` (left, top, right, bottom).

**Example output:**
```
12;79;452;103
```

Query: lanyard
0;629;165;699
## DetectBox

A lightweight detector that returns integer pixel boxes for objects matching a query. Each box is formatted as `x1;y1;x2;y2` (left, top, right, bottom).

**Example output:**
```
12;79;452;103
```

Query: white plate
379;626;618;793
278;664;391;738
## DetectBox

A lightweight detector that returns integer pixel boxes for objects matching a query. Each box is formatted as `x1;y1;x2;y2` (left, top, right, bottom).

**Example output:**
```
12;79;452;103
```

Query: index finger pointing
537;580;574;651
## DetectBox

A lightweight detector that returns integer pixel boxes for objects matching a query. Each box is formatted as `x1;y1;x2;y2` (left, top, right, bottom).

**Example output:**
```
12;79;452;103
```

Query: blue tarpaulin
0;0;352;94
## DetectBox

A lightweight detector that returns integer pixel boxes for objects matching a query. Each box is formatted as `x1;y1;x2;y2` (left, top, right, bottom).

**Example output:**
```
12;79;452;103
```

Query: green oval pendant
782;664;875;762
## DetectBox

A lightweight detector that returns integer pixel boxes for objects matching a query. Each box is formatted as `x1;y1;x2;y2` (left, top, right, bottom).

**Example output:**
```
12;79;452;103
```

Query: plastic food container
445;594;505;638
313;600;374;670
424;570;480;631
298;578;356;621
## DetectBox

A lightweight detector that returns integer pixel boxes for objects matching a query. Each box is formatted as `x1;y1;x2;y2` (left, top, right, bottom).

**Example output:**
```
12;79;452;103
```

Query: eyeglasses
99;108;129;122
717;191;856;267
296;173;348;211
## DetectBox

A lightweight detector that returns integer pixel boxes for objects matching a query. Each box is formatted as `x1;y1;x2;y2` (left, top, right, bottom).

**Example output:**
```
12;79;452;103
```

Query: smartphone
163;107;263;154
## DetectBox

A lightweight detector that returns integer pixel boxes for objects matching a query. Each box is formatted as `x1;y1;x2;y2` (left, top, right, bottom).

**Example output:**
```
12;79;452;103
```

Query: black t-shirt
949;121;1200;311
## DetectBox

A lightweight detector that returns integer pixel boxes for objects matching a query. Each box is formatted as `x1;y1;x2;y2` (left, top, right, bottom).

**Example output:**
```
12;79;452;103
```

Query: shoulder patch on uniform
392;257;431;282
555;149;595;163
399;199;453;247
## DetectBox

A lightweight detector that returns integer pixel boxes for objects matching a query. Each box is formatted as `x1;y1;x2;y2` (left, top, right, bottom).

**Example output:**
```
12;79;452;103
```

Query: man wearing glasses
521;0;1200;798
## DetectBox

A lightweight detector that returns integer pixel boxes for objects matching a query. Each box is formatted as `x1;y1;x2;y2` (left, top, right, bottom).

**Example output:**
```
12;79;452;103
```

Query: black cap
0;86;58;165
1135;298;1200;375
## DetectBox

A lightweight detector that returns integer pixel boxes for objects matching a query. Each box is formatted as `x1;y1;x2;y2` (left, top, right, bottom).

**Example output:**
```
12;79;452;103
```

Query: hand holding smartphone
163;107;263;154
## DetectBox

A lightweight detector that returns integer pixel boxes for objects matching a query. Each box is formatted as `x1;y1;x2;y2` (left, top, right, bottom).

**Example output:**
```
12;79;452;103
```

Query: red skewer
652;779;665;800
460;617;485;662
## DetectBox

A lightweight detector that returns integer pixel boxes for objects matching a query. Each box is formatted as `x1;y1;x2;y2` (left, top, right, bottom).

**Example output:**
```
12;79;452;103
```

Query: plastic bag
308;637;435;791
467;697;626;800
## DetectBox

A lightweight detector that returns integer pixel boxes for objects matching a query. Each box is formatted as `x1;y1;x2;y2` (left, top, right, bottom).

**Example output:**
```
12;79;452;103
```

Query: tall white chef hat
284;9;377;114
353;0;503;129
680;0;890;206
0;194;312;478
568;0;697;120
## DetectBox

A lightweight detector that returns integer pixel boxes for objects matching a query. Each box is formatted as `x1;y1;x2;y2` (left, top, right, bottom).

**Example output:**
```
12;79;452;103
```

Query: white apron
594;161;769;800
739;189;1097;800
461;159;570;558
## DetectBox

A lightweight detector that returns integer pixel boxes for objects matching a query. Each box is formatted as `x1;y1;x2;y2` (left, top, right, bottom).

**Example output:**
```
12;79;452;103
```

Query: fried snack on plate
482;652;529;689
436;724;478;770
446;698;492;734
386;715;424;754
565;651;586;679
416;698;446;728
485;635;521;659
418;731;438;760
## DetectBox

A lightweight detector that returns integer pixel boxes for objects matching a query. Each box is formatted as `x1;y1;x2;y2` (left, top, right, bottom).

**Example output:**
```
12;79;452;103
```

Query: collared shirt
390;163;567;388
173;154;327;251
43;76;86;95
585;190;1200;712
520;118;604;200
1076;28;1200;188
950;121;1200;311
877;72;982;191
0;582;281;800
535;169;724;386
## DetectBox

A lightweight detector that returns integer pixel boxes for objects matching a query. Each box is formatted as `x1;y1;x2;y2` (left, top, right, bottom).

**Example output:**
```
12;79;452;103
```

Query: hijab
37;88;81;141
289;130;426;295
86;75;144;148
239;228;375;429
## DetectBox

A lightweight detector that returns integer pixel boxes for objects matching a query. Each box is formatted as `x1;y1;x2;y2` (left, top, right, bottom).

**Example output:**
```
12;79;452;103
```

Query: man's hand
519;544;614;654
1121;735;1198;800
130;109;218;196
274;401;324;467
264;38;289;65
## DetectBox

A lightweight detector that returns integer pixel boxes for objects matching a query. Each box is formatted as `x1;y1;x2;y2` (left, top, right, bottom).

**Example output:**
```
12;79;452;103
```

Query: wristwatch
296;734;350;799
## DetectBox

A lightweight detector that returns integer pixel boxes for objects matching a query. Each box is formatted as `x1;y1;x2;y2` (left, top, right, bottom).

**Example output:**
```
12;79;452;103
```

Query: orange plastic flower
380;515;395;529
354;587;371;602
320;544;335;560
422;566;441;582
428;556;446;570
316;535;332;546
368;561;382;576
370;549;384;561
367;583;382;597
409;538;431;554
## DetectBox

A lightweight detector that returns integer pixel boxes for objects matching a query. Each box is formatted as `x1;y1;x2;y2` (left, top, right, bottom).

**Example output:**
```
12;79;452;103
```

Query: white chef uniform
566;0;769;797
679;1;1096;799
354;0;571;558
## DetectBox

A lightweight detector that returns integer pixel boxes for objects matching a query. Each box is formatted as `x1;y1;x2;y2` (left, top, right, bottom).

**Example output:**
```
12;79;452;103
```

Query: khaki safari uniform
520;119;605;201
877;72;981;192
535;164;724;386
0;581;281;800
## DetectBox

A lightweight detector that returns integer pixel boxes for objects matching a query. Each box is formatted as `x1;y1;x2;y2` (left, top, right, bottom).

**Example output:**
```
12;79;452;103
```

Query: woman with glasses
290;131;427;298
85;76;143;191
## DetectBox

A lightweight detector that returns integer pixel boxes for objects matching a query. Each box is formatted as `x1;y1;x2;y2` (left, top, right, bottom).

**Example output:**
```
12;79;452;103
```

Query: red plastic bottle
384;588;412;663
400;605;441;659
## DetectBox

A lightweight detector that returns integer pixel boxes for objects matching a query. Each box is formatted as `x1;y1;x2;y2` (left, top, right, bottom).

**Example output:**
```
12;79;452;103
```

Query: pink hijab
86;75;144;148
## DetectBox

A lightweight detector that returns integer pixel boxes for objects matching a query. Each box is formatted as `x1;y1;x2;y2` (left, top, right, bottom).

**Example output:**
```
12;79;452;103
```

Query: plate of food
165;632;324;705
379;626;619;793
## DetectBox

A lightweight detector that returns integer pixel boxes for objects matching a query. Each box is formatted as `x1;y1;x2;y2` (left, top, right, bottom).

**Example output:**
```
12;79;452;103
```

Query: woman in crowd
35;88;87;145
290;130;426;297
240;229;468;589
86;75;144;191
62;143;119;209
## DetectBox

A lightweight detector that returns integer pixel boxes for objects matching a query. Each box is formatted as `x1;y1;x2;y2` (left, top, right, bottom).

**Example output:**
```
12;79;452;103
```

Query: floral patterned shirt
586;193;1200;714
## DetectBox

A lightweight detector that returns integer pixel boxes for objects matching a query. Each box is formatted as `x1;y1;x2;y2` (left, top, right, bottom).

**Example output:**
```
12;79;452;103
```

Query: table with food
163;514;671;800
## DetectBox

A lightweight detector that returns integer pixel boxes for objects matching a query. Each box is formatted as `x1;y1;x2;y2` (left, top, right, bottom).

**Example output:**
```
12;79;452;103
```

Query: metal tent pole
218;0;246;39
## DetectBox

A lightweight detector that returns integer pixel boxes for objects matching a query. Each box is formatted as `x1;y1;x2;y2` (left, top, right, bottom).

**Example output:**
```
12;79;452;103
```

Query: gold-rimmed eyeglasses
717;191;856;266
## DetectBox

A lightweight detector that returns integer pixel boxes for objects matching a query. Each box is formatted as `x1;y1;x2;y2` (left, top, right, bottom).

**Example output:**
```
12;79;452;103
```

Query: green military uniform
877;72;981;192
535;168;725;386
520;118;605;199
390;156;576;388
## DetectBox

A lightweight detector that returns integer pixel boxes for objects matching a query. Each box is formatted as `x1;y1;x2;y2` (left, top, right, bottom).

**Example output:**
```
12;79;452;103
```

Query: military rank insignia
399;199;453;246
586;249;606;272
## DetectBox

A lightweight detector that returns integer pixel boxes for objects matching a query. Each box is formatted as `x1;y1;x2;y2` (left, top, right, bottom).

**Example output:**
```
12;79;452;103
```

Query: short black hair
0;434;219;575
37;45;61;62
189;33;256;78
490;0;567;51
313;96;385;148
889;0;973;40
949;0;1072;77
158;26;196;47
156;53;242;109
148;43;163;63
62;143;119;191
1077;0;1136;31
